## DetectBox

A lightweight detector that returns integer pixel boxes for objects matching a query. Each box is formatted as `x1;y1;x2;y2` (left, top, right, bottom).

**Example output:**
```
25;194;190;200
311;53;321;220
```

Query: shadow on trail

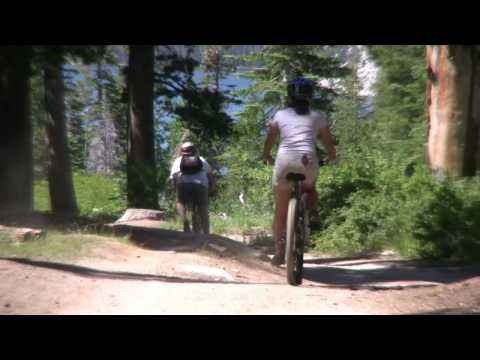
109;224;239;251
302;257;480;290
408;307;480;315
105;224;480;290
0;257;279;285
106;224;282;277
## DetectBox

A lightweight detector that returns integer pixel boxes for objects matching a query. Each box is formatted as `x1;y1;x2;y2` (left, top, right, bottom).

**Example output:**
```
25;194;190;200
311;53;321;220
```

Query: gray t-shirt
269;108;328;155
169;156;212;188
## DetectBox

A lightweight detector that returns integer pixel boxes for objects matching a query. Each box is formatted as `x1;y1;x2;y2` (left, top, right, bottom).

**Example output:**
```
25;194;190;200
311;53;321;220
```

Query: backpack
180;155;203;175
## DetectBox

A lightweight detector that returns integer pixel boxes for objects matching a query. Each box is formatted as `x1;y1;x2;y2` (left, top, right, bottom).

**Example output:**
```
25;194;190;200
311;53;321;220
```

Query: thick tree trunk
471;48;480;174
426;45;480;176
0;46;33;215
44;48;79;216
127;45;158;209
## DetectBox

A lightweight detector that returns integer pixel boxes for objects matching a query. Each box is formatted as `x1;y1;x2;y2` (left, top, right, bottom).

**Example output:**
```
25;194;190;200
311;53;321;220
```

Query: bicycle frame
291;179;303;203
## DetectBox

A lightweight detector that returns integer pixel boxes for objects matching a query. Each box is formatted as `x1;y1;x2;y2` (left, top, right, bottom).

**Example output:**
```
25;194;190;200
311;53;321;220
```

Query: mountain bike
285;158;328;286
285;172;309;285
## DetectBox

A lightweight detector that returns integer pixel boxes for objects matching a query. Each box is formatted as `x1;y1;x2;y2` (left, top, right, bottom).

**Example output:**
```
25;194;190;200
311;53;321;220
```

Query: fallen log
0;225;45;242
115;208;165;223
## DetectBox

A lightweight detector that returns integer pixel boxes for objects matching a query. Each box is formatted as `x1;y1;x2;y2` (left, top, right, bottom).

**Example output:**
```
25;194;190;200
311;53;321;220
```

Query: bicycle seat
286;173;306;182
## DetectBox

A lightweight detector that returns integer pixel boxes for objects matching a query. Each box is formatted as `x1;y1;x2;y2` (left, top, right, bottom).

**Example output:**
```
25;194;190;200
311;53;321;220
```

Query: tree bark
127;45;158;209
471;47;480;174
43;48;79;216
426;45;480;177
0;46;33;215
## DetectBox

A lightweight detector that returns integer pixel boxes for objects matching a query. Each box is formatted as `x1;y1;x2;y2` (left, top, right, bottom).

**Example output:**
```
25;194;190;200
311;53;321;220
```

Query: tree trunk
426;45;480;177
471;48;480;174
0;46;33;215
127;45;158;209
43;48;79;216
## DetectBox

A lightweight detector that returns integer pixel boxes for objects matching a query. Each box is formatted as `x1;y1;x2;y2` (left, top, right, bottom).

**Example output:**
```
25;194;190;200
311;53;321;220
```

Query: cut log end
0;225;46;243
115;208;166;223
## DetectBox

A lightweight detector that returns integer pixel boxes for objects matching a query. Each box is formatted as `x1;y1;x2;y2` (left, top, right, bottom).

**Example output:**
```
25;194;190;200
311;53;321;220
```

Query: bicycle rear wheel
286;197;304;285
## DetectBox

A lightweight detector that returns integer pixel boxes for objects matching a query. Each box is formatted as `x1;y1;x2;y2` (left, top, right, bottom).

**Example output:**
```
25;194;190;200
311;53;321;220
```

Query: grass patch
210;209;271;235
154;211;271;237
0;230;131;262
34;173;126;218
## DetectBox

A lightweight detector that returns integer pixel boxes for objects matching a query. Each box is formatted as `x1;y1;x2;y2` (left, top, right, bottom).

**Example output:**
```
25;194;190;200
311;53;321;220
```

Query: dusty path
1;226;480;315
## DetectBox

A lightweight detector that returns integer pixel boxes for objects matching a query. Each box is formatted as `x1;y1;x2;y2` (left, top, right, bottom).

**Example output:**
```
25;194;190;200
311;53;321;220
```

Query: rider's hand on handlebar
263;154;274;166
327;157;337;166
319;157;337;166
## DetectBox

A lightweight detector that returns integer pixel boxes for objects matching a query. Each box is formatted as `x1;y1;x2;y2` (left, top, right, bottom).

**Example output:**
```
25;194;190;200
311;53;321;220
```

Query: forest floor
1;219;480;315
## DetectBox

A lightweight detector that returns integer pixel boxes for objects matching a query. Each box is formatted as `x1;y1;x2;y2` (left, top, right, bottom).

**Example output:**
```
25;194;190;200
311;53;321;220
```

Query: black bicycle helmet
287;77;315;101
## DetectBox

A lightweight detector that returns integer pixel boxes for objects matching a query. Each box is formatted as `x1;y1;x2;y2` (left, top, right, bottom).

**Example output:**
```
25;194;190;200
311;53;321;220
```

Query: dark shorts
177;183;208;207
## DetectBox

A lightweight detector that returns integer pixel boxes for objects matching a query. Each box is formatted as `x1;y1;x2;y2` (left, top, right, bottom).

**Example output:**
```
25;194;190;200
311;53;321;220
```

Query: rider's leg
176;184;190;232
197;186;210;235
302;159;320;225
176;201;190;232
302;182;321;228
271;187;291;265
302;183;318;211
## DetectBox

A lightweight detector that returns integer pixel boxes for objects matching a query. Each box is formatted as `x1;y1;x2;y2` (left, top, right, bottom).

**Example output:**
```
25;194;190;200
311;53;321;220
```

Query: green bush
412;178;480;260
312;158;480;261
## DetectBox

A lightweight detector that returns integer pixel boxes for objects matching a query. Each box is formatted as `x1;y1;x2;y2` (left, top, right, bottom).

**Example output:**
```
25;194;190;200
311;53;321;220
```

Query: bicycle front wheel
286;197;303;285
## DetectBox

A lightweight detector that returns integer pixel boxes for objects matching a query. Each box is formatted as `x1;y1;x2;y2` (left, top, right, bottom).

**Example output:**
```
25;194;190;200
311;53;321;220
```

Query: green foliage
35;173;126;218
65;64;92;172
312;45;480;261
155;46;238;148
239;45;349;113
201;45;236;90
412;178;480;260
314;163;480;260
369;45;427;155
213;105;274;217
31;72;49;179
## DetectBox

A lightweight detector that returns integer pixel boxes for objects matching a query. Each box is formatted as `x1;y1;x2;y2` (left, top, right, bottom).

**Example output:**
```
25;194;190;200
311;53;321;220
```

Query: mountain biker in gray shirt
263;78;336;266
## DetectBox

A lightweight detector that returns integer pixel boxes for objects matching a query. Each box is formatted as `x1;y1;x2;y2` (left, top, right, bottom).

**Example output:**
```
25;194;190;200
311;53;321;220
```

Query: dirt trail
1;225;480;315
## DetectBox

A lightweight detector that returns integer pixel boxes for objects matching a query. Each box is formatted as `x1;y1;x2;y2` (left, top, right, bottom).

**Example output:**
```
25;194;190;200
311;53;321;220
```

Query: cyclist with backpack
263;78;337;266
170;142;214;234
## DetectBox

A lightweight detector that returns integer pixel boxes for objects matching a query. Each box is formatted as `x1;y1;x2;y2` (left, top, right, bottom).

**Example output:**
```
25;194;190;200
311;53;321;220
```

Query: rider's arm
263;123;279;165
207;172;215;194
169;157;181;187
202;158;215;194
318;127;337;164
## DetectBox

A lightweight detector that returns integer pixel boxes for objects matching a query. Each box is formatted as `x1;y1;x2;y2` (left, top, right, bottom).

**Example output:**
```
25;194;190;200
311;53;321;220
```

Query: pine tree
201;45;235;91
367;45;427;163
127;45;158;209
426;45;480;177
331;61;366;159
42;46;79;216
33;45;106;216
65;64;91;172
0;46;34;215
155;45;237;165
